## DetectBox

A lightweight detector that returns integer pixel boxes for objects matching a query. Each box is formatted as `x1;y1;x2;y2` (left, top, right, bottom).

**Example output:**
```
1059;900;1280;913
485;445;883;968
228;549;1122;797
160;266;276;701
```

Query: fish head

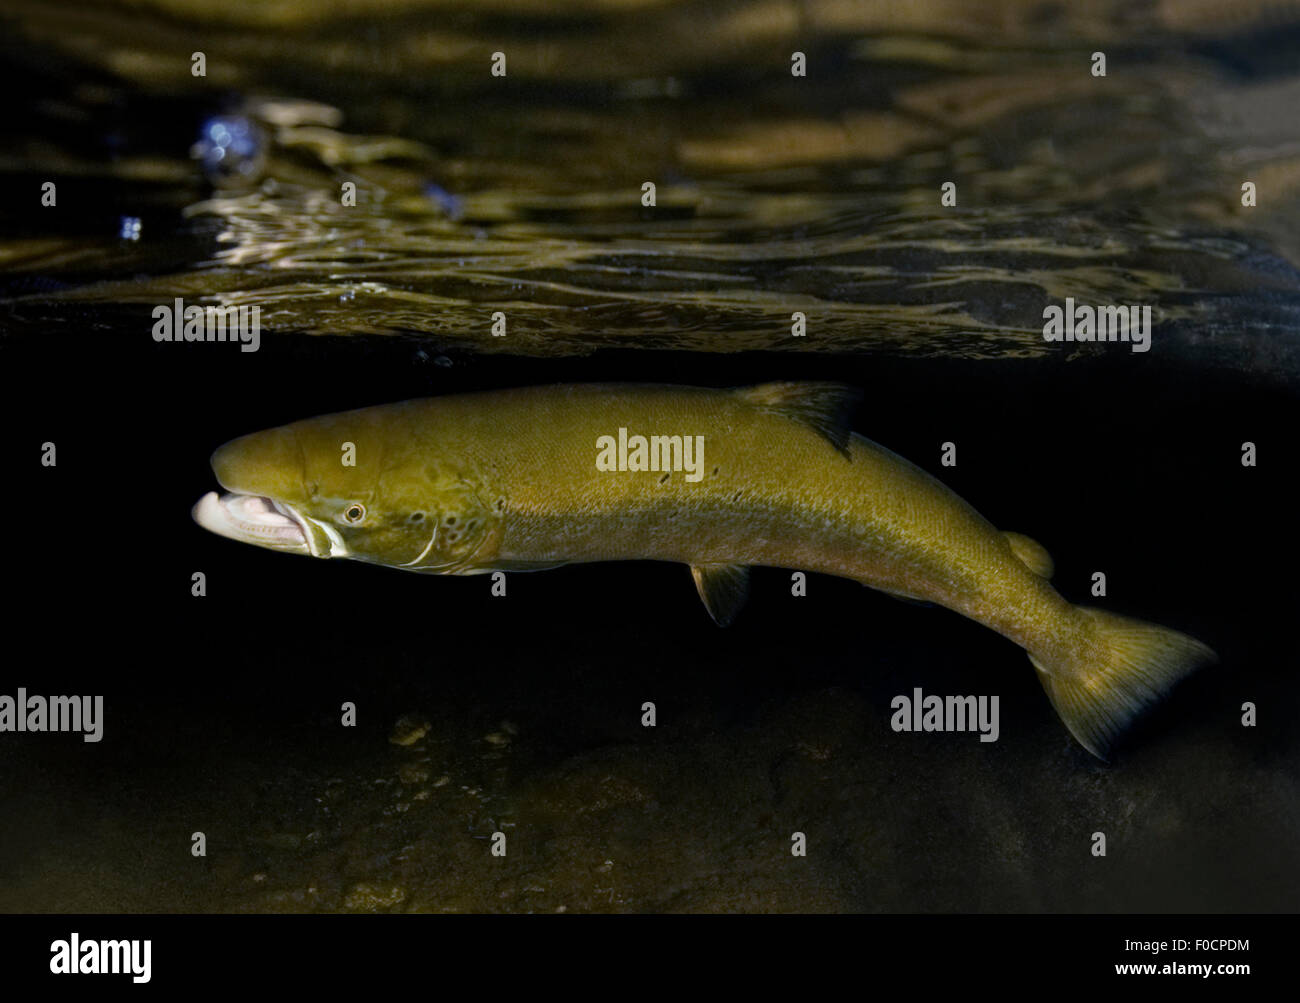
193;405;498;572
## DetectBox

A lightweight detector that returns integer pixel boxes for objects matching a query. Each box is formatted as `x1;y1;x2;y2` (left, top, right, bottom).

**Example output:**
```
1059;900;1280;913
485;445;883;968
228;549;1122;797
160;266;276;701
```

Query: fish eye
344;503;366;523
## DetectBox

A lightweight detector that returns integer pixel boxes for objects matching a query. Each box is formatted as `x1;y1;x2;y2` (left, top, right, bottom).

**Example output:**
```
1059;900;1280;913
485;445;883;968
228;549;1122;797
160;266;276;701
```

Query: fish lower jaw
192;491;313;555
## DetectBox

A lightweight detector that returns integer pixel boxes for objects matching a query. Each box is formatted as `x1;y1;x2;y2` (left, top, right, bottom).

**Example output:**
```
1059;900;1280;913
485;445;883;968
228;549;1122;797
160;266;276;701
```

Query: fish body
194;382;1215;757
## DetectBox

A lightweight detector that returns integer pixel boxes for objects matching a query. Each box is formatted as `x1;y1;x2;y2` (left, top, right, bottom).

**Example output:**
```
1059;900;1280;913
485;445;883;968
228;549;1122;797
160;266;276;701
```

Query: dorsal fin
736;382;861;457
690;563;751;626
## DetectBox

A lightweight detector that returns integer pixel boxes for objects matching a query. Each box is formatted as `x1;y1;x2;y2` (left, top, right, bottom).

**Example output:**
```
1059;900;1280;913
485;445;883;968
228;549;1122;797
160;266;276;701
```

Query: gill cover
390;464;499;574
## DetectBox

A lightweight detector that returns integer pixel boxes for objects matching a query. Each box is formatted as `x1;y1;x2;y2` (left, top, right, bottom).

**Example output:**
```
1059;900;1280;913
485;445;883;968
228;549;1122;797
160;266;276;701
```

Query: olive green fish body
195;382;1215;758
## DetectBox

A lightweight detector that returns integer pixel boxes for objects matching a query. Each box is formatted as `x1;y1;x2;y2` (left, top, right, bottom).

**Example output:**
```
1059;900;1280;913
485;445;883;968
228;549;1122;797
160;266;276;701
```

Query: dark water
1;0;1297;913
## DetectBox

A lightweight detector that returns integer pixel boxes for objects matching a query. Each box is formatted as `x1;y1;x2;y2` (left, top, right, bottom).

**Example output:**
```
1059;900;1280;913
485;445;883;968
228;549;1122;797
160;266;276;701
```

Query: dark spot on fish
659;472;670;484
712;466;719;476
445;515;457;525
409;511;425;523
494;498;506;512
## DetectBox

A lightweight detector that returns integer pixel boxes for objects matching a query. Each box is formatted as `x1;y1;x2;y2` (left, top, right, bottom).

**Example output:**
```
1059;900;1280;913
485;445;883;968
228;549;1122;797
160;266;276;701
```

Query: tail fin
1028;607;1217;759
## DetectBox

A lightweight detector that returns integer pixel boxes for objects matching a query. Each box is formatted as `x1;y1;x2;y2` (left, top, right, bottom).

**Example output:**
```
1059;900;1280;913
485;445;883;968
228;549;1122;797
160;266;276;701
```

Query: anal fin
875;585;931;606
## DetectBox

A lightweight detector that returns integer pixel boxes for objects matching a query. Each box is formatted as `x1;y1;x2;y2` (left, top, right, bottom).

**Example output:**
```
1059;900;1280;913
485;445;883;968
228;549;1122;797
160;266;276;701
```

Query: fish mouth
193;491;323;556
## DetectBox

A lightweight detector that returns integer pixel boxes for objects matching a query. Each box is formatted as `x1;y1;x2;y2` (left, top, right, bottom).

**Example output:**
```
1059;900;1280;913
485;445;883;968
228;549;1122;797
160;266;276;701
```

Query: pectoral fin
479;560;571;572
691;563;751;626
